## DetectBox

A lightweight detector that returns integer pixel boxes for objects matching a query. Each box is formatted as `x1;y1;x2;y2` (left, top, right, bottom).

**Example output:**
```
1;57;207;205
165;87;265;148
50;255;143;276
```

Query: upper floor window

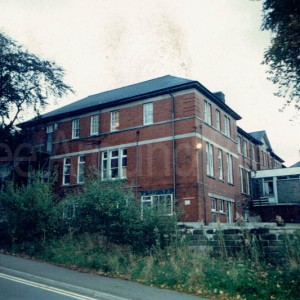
143;103;153;125
206;142;214;177
219;199;224;212
63;157;71;185
224;115;231;137
251;145;255;161
227;153;234;184
243;140;248;157
46;124;54;133
240;167;244;193
217;149;223;180
216;110;221;131
110;111;119;131
245;171;250;195
77;156;85;184
204;101;212;125
141;194;173;216
90;115;99;135
102;148;127;179
72;119;80;139
237;136;241;153
211;197;216;211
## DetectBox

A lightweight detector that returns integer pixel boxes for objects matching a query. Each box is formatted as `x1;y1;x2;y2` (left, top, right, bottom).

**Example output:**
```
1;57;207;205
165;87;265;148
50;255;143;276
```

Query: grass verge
7;233;299;300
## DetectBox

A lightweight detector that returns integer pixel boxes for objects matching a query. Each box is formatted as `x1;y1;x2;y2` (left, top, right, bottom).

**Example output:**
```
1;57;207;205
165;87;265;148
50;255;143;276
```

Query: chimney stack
214;91;225;103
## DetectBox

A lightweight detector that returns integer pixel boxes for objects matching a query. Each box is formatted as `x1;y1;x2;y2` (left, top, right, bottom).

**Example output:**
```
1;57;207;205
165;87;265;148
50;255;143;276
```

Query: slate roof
19;75;241;126
249;130;266;142
250;130;285;163
237;127;262;145
291;161;300;168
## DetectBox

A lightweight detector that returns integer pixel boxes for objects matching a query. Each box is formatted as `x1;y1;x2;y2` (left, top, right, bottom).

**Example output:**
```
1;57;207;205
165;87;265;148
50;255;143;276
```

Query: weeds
16;233;296;300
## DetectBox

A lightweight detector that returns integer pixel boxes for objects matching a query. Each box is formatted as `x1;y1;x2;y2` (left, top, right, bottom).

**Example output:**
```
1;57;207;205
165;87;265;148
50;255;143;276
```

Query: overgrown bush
0;173;59;246
63;178;178;253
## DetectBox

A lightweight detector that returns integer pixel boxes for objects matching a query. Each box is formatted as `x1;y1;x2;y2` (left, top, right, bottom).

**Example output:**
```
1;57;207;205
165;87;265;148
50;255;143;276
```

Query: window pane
144;103;153;125
91;115;99;135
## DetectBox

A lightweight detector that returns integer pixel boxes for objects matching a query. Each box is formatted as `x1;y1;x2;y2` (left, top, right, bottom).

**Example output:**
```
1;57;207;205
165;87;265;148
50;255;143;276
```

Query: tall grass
34;233;300;300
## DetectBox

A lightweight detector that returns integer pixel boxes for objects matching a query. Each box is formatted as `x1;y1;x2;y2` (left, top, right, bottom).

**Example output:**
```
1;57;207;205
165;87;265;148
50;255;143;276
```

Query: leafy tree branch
0;32;74;130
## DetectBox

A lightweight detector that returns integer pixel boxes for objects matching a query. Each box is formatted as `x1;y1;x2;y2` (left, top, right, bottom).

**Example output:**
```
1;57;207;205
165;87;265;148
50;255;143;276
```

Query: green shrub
0;173;59;246
64;178;178;253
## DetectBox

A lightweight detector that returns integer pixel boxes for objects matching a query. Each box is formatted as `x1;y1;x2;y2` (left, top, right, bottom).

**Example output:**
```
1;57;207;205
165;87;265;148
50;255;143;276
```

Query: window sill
207;175;215;180
62;183;83;187
241;192;251;196
227;183;234;186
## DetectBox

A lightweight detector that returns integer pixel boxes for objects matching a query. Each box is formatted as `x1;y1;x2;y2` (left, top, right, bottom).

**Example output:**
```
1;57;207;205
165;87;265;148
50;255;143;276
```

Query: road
0;253;208;300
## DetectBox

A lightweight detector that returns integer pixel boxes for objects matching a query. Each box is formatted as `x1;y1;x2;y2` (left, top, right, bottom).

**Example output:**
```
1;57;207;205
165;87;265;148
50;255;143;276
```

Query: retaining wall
179;223;300;262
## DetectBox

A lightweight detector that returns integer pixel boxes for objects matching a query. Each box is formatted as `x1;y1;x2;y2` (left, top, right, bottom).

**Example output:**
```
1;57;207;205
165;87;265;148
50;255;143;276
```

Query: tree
0;32;73;130
261;0;300;111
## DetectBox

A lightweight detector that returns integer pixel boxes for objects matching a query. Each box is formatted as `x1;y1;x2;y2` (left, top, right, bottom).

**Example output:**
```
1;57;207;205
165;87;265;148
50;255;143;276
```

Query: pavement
0;253;208;300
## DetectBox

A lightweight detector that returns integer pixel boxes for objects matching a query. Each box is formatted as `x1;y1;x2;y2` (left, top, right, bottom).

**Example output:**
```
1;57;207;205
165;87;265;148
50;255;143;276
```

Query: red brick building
18;75;284;224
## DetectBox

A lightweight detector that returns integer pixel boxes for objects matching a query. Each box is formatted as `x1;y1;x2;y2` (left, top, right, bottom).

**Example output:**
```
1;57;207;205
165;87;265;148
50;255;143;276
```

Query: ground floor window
77;156;85;183
63;157;71;185
210;196;232;222
141;194;173;216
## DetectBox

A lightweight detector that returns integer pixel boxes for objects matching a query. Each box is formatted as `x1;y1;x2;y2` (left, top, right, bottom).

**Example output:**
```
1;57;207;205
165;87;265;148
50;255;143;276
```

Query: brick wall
25;89;243;223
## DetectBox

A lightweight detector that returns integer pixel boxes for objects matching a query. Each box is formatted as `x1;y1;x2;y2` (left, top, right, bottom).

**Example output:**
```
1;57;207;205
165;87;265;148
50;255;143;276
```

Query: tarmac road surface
0;253;208;300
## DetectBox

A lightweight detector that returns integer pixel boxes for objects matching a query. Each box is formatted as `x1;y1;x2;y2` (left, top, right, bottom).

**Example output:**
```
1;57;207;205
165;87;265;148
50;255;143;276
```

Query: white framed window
227;153;234;184
251;145;255;161
204;100;212;125
141;194;173;216
72;119;80;139
63;203;76;220
143;102;153;125
77;156;85;183
263;178;274;195
46;124;54;133
217;149;223;180
90;115;99;135
219;200;224;212
206;142;214;177
102;148;127;179
211;198;216;211
237;136;241;153
243;140;248;157
110;111;119;131
63;157;71;185
240;167;244;193
224;115;231;137
245;171;250;195
216;109;221;131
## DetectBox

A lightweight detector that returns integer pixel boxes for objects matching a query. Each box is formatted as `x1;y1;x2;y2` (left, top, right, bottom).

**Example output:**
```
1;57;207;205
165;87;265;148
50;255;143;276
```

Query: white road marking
0;272;98;300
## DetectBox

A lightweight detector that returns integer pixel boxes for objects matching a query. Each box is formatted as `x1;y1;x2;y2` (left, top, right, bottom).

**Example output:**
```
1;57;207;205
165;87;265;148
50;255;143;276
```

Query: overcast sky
0;0;299;166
